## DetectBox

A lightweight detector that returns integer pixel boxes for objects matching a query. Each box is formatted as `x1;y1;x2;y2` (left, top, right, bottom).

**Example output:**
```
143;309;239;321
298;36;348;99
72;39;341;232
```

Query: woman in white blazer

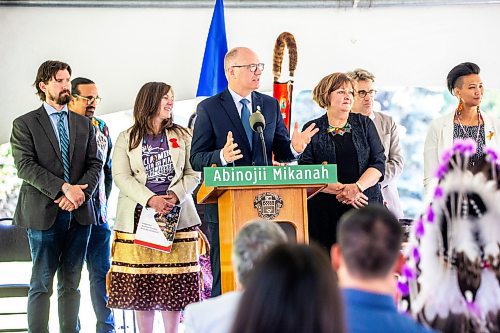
107;82;201;333
424;62;500;194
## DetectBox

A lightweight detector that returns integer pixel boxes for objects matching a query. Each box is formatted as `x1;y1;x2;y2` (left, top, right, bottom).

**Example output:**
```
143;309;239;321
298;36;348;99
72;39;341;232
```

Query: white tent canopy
1;2;499;143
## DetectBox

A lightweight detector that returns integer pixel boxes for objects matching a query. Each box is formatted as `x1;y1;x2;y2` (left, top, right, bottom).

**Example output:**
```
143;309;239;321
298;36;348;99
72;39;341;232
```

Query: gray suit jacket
372;111;404;218
10;105;102;230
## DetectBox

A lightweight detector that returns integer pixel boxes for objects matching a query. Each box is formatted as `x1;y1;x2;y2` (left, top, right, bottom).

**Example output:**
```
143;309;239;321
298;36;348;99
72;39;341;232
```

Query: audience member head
232;221;287;288
69;77;100;118
129;82;188;150
332;205;403;289
34;60;72;105
312;72;354;114
231;243;345;333
224;47;264;96
347;68;377;116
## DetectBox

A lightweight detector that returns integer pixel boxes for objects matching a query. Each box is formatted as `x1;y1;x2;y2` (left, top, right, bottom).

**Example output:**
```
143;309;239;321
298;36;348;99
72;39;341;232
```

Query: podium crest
254;192;283;220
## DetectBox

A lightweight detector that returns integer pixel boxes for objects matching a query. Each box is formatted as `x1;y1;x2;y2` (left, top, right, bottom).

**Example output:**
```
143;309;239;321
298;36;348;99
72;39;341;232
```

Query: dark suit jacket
10;105;102;230
190;89;295;169
190;89;295;222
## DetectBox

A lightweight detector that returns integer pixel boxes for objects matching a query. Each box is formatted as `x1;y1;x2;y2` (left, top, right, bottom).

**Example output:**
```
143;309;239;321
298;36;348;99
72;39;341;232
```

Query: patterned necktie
57;111;70;182
94;125;108;224
98;168;107;224
240;98;253;149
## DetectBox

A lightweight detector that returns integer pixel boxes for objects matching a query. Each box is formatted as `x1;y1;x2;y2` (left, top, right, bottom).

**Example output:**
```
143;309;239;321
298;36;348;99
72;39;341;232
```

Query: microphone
249;110;266;132
249;106;268;166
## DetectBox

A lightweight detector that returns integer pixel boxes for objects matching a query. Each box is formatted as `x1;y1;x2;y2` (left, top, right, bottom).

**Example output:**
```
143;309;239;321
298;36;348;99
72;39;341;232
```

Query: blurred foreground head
231;243;345;333
232;221;287;288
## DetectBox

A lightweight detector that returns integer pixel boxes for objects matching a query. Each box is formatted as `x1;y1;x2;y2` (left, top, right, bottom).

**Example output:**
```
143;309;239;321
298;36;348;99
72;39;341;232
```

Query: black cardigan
299;113;385;201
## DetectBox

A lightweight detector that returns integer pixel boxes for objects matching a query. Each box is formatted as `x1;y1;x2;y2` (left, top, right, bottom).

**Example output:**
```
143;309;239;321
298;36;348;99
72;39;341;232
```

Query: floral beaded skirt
107;207;201;311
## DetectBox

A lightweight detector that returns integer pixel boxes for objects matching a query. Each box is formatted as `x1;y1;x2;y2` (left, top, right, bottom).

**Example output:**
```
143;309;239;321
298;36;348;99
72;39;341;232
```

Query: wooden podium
197;180;324;293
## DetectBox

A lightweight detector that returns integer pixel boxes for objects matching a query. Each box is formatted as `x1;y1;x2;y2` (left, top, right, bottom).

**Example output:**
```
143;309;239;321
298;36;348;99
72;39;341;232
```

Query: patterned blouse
453;123;485;166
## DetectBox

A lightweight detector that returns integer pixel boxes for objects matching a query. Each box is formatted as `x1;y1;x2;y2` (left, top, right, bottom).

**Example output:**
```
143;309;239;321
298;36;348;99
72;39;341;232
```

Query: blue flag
196;0;228;97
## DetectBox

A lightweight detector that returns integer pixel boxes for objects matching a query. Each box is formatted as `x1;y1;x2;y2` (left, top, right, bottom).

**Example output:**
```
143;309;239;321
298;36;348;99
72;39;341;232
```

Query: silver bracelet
355;182;364;192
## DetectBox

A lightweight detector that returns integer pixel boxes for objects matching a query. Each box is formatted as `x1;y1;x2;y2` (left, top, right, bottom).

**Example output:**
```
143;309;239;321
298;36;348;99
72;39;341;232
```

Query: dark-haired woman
230;244;345;333
107;82;201;333
424;62;500;193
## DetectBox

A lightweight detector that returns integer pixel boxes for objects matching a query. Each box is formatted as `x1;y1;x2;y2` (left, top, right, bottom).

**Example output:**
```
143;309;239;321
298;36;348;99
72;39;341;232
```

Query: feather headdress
400;139;500;333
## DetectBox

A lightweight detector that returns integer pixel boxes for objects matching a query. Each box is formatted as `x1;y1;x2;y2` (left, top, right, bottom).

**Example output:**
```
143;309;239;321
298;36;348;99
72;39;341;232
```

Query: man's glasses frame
73;94;102;105
356;90;377;98
231;63;265;73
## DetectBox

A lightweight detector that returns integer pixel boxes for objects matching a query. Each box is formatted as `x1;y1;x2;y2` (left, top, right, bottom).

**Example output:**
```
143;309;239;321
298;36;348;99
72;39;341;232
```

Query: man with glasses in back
190;47;318;296
68;77;115;333
348;69;404;219
10;61;102;332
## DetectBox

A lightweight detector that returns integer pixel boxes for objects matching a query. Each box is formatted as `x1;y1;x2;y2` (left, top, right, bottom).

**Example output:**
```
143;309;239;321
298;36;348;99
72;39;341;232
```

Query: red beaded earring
456;99;464;116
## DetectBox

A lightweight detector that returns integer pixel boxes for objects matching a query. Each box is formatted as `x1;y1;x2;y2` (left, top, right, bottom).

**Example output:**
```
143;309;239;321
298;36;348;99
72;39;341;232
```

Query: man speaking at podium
190;47;318;296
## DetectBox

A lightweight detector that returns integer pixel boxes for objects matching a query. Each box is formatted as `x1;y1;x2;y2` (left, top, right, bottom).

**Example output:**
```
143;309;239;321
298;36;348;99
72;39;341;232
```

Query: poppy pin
169;138;180;148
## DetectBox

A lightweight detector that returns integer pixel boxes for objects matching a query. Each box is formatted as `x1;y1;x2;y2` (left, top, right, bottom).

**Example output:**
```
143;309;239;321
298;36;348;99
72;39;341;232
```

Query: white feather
407;146;500;331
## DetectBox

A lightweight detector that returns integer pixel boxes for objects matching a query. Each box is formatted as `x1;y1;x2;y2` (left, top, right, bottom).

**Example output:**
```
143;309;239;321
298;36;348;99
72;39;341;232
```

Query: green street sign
203;164;337;187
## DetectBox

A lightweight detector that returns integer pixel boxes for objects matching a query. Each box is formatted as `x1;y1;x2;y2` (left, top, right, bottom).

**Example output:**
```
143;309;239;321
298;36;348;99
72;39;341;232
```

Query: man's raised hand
222;131;243;164
291;122;319;153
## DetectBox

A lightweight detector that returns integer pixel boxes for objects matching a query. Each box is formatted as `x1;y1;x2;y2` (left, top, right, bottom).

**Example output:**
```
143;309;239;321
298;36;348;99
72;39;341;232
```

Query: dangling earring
456;99;464;116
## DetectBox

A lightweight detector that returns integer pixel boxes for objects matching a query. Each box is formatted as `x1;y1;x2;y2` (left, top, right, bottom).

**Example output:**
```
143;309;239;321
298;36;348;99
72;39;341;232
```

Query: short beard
85;107;95;118
49;91;70;105
57;94;71;105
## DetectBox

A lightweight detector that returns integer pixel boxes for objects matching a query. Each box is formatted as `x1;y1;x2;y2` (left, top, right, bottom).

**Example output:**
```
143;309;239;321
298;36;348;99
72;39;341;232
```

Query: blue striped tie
57;111;70;182
240;98;253;149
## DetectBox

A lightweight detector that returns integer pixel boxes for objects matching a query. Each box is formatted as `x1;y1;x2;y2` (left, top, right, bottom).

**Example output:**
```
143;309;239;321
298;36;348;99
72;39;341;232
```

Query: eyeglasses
73;94;102;105
356;90;377;98
231;63;265;72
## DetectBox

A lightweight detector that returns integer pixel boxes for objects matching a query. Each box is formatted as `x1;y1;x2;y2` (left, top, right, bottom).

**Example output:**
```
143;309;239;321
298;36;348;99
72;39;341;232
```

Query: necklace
455;109;482;144
327;122;352;136
143;131;166;145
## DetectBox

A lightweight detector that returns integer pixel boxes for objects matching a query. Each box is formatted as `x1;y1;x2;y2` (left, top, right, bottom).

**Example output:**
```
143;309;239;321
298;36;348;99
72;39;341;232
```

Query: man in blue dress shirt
11;60;101;332
190;46;318;296
331;206;435;333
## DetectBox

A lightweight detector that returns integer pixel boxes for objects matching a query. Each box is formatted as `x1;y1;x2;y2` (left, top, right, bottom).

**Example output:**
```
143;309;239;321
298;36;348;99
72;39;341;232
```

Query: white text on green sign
203;165;337;187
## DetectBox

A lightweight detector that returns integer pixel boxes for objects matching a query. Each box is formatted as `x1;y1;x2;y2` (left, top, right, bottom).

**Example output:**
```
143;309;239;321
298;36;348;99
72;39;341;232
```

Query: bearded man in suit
10;60;102;333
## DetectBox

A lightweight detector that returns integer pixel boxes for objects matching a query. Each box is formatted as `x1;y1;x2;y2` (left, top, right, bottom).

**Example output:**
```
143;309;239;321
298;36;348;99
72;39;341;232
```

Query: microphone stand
256;127;268;166
250;108;268;166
